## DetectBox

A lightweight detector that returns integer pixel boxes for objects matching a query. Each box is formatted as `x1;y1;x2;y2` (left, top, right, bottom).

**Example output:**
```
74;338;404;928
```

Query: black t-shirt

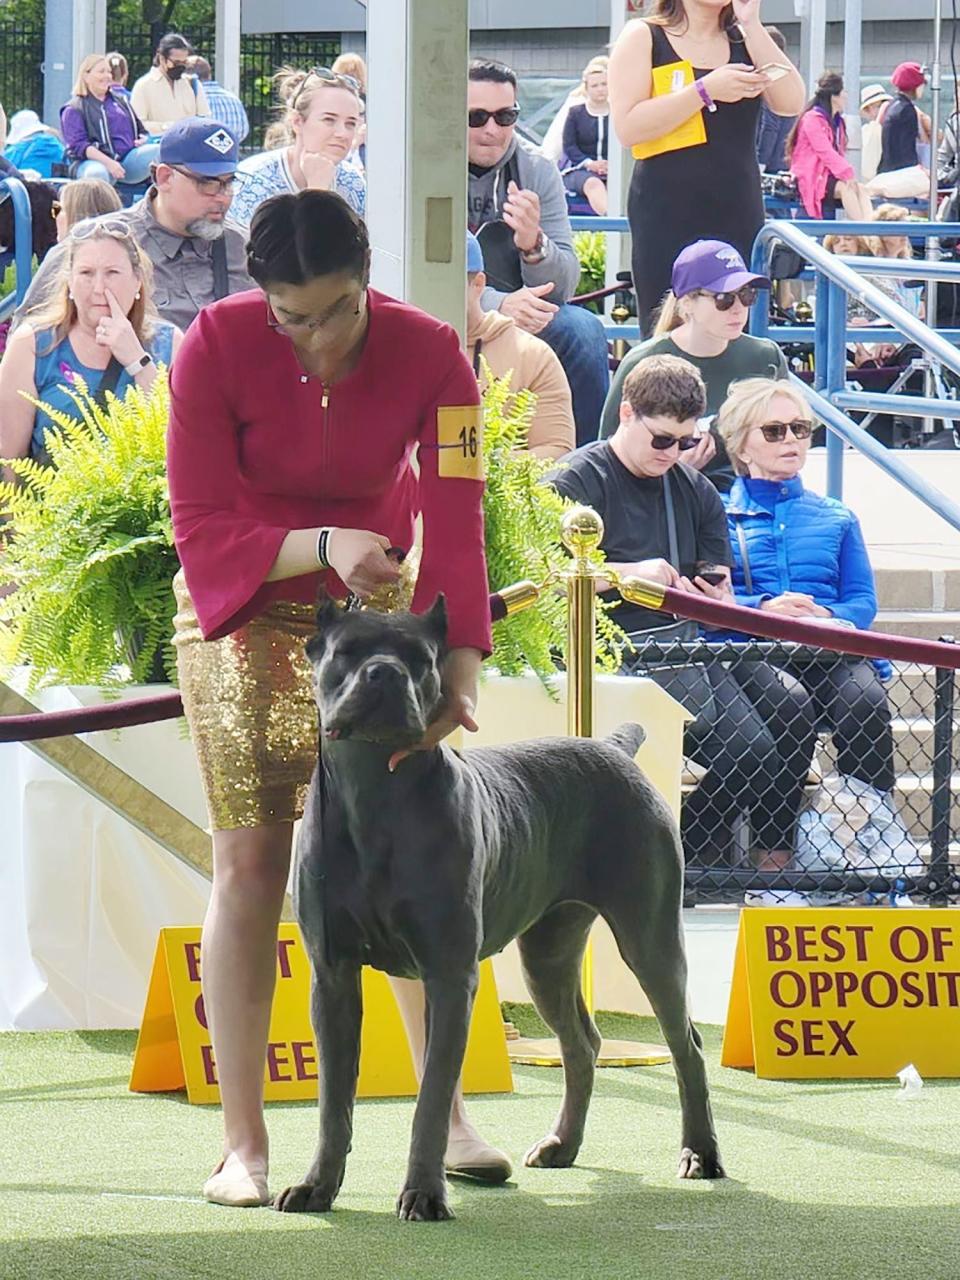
879;95;919;174
548;441;733;632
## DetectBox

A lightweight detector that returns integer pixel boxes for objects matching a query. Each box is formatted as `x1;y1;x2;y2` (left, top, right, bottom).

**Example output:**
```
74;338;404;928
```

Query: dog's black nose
363;660;402;686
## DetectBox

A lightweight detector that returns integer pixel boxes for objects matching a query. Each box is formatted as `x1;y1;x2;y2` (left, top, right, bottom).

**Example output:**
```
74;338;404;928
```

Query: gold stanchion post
506;506;670;1070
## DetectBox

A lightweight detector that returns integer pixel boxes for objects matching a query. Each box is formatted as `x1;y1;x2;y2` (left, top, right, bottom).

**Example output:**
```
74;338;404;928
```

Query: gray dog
275;597;723;1222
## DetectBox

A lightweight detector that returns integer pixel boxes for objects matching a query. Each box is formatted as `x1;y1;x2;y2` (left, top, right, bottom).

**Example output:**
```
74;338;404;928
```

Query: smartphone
693;562;727;587
753;62;791;83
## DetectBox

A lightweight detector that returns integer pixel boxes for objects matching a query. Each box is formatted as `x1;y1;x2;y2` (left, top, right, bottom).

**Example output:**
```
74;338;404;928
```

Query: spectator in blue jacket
716;378;898;801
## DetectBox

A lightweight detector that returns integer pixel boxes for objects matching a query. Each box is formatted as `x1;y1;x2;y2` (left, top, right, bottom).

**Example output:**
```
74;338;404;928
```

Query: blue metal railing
751;219;960;524
0;176;33;323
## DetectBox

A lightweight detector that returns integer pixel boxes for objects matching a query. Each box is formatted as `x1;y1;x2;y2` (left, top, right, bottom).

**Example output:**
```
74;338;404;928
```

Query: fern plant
0;375;178;690
573;230;606;314
481;365;627;689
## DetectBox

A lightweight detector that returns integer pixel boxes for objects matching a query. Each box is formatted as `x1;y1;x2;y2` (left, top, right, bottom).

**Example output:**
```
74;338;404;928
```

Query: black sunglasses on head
758;420;813;442
468;106;521;128
697;285;759;311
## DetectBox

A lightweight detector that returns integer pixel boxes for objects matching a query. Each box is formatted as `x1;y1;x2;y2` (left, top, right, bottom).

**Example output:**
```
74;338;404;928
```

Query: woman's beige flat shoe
202;1152;270;1207
444;1134;512;1183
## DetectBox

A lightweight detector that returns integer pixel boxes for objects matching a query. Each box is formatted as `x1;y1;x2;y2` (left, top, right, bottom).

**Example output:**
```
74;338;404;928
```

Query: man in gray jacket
467;60;609;446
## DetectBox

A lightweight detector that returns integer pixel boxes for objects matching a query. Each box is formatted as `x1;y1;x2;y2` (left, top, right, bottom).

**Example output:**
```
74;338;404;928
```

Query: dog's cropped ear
420;594;448;646
314;596;342;636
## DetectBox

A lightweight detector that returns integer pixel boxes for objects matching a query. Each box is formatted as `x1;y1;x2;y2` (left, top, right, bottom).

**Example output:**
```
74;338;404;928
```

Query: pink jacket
789;108;855;218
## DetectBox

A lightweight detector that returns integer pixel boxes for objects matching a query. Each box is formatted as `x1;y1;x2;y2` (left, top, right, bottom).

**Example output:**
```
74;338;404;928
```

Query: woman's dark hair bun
246;190;370;289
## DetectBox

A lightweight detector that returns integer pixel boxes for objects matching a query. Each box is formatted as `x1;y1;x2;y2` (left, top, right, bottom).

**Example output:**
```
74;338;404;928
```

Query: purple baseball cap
671;240;771;298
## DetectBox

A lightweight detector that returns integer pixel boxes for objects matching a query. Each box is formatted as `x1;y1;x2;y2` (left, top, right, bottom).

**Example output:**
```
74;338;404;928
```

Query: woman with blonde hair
331;51;367;96
600;239;786;492
52;178;122;241
561;56;610;214
229;67;365;233
0;221;181;470
714;377;917;875
60;52;159;185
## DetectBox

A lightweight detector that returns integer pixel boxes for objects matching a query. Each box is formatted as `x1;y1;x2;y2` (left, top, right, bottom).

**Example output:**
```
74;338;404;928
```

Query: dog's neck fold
321;739;445;828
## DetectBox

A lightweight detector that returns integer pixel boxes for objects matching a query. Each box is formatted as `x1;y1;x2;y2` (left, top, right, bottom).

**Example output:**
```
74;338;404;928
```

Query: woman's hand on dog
388;647;482;772
326;529;400;597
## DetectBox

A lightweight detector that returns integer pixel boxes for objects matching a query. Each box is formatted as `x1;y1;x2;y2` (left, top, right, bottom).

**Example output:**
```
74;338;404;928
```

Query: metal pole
925;0;944;434
560;507;602;739
824;281;845;499
929;640;955;906
842;0;863;178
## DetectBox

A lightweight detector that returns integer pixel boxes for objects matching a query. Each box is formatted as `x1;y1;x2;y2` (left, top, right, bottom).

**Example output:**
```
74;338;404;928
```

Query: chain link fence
0;23;341;153
622;636;960;906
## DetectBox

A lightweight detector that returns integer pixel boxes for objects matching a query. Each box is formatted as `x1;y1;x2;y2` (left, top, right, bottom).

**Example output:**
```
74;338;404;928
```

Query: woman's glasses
266;295;363;336
293;66;361;110
639;419;701;451
697;286;759;311
468;106;521;128
757;420;814;443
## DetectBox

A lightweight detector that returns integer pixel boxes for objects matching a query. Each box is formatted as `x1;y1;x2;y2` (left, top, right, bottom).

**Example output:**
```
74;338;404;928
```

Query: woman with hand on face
0;221;181;473
608;0;805;335
166;190;503;1208
715;379;913;855
229;66;366;234
60;53;160;187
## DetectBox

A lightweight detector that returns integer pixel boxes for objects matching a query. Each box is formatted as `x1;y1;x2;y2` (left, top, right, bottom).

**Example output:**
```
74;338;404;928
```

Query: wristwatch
124;352;153;376
519;230;548;265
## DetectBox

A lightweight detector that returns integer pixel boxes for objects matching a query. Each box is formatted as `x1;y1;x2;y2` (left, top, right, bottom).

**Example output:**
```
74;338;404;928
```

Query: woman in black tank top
609;1;804;335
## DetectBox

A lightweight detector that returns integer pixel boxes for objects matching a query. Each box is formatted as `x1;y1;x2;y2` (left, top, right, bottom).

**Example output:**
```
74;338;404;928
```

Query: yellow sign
631;60;707;161
721;909;960;1079
129;925;513;1104
436;405;484;480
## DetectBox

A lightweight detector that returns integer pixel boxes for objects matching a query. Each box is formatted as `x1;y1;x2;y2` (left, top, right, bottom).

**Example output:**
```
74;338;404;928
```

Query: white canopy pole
842;0;863;177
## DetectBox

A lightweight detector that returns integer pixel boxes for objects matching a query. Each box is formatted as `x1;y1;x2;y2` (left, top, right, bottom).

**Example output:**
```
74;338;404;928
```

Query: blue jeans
77;141;161;186
538;302;610;448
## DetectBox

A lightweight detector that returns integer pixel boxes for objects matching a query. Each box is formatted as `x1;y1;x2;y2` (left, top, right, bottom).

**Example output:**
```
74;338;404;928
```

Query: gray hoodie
467;135;581;311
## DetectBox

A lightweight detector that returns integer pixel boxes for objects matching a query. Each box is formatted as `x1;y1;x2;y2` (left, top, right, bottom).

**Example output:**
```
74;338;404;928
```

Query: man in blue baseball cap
16;117;254;331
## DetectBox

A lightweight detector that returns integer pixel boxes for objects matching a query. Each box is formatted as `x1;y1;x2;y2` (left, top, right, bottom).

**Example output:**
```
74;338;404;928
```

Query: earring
68;291;74;300
135;291;141;300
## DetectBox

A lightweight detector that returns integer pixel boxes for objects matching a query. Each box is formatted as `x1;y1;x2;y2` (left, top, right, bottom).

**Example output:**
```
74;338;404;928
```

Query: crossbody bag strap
735;520;753;593
94;356;125;409
662;470;680;570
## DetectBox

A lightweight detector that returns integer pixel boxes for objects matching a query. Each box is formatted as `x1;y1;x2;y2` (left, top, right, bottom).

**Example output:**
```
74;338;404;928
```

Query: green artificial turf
2;1004;959;1280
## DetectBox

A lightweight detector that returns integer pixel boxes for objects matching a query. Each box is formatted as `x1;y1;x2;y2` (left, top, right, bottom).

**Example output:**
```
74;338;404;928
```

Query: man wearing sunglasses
548;355;817;876
16;117;253;334
467;59;609;448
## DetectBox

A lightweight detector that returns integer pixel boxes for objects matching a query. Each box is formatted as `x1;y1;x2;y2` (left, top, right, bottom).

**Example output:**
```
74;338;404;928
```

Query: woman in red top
167;190;500;1206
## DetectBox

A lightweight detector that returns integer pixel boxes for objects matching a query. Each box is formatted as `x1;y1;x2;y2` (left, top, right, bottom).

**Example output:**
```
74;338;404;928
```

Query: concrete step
817;717;960;774
886;665;956;718
874;610;960;641
890;773;960;841
873;565;960;612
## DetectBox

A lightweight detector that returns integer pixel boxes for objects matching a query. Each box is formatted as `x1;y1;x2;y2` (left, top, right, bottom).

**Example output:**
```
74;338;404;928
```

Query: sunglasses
169;165;242;196
757;420;814;442
468;106;521;128
696;285;759;311
639;419;701;451
266;294;363;336
294;66;361;109
70;217;134;240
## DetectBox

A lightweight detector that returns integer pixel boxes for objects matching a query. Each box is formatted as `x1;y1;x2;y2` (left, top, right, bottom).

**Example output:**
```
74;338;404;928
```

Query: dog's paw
273;1182;336;1213
523;1134;579;1169
396;1183;454;1222
677;1147;726;1180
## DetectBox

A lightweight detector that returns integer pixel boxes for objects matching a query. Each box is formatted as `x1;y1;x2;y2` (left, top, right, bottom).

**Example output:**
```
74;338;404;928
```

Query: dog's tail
605;723;646;757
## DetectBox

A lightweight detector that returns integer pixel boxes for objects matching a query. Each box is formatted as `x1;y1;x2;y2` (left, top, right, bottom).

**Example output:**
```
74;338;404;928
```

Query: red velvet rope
2;587;956;744
655;583;960;668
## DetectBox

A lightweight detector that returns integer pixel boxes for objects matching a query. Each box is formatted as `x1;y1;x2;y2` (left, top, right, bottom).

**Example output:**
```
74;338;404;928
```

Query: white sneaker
743;888;809;907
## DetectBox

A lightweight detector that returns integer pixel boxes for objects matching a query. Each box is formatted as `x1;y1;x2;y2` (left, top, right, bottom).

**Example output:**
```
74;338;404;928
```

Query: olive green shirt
598;332;789;491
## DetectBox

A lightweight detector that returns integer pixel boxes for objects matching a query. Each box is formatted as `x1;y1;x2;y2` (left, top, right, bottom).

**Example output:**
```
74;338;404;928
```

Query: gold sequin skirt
173;572;317;830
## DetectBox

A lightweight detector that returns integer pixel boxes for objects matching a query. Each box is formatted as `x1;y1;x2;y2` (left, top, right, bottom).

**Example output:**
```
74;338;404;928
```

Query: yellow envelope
632;59;707;161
